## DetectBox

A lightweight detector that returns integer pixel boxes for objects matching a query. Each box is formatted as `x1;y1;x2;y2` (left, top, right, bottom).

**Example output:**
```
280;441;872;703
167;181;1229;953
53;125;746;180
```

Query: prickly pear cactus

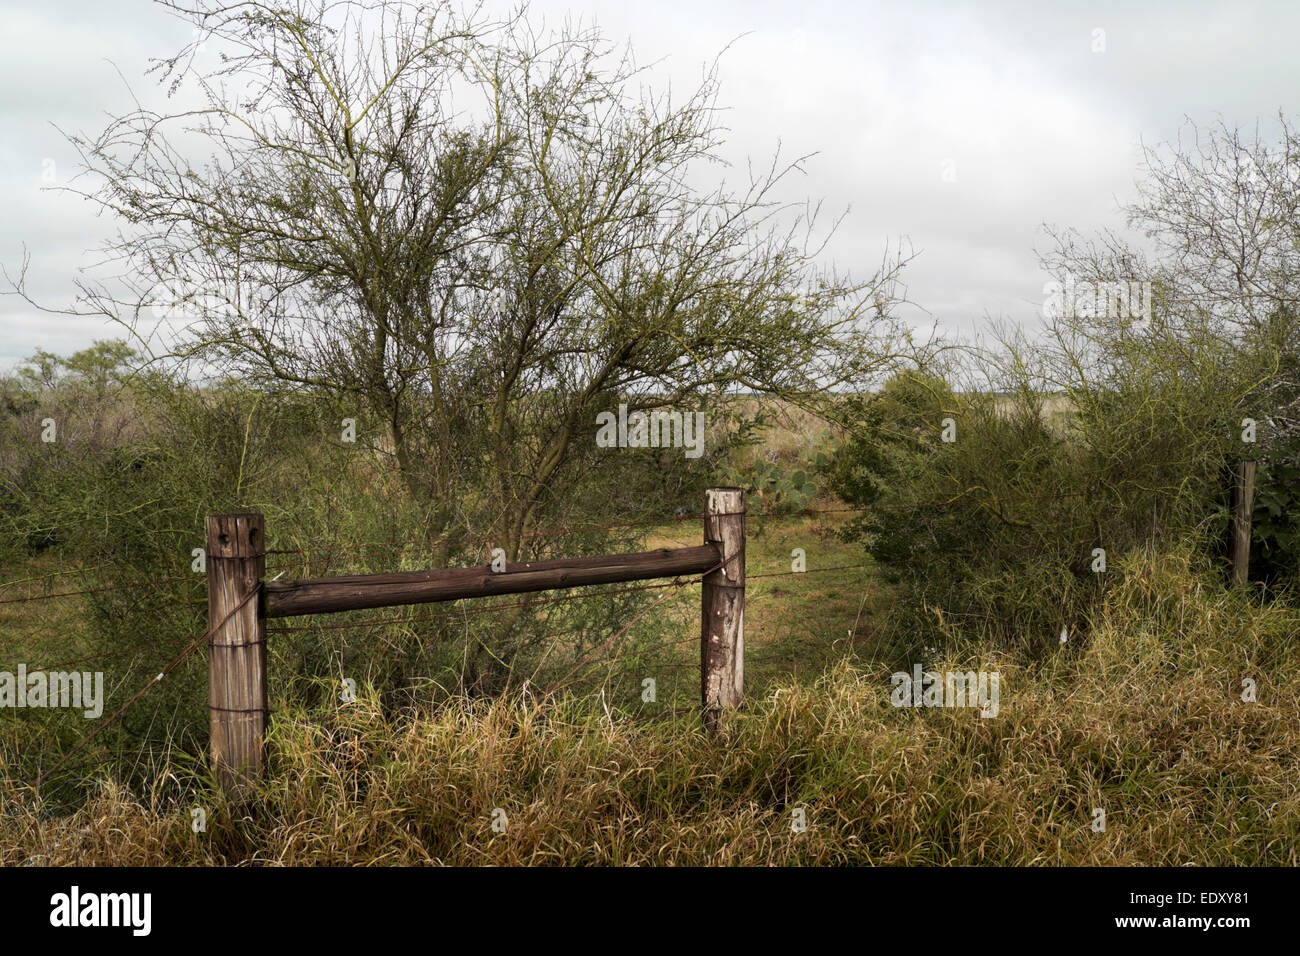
716;458;818;514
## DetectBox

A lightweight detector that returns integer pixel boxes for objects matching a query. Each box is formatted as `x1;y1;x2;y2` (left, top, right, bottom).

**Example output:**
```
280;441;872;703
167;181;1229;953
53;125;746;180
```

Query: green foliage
67;0;907;602
5;547;1299;865
13;339;138;395
819;370;956;511
822;358;1252;653
716;456;819;514
1242;306;1300;581
1252;435;1300;581
0;342;740;796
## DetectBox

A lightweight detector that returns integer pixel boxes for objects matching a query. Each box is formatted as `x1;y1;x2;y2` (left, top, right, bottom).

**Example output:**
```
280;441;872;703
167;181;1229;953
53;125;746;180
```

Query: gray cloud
3;0;1297;368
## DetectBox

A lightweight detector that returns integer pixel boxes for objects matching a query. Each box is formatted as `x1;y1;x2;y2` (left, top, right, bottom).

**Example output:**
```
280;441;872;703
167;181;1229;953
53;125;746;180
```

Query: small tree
1038;116;1300;580
47;0;908;567
5;0;914;690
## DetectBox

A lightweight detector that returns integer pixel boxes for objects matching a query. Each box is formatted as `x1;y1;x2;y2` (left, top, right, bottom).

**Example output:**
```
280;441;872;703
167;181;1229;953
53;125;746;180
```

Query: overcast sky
2;0;1297;370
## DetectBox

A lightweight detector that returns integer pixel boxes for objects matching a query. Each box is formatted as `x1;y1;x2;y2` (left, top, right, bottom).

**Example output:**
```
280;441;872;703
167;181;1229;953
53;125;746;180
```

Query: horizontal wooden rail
264;544;722;618
207;491;744;794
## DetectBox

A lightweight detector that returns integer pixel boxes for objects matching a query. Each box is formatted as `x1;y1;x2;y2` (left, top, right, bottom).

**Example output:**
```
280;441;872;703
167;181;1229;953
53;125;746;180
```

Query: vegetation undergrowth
4;545;1294;866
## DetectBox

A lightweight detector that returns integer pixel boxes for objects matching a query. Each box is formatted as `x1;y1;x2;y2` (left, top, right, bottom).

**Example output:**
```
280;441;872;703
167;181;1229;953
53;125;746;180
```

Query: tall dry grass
2;545;1296;865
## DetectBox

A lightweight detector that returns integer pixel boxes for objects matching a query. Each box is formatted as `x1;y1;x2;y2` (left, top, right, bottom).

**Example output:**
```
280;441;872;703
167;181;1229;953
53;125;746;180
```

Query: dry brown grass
3;545;1296;866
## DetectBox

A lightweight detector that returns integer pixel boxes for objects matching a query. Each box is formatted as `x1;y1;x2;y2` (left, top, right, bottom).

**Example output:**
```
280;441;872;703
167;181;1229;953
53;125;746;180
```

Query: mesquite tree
1039;116;1300;443
55;0;910;564
1035;116;1300;579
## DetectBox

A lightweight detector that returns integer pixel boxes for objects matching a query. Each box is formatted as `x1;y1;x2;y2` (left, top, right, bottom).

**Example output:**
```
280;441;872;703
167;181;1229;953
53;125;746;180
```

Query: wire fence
0;489;1090;601
1;487;1116;800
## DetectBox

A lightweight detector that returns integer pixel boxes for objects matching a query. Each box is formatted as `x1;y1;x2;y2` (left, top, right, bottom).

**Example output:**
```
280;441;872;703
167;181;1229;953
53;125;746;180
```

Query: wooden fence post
701;487;745;733
1230;460;1257;586
207;513;267;795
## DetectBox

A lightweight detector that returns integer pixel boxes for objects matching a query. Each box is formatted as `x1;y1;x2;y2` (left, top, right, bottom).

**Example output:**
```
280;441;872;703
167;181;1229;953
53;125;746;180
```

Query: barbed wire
27;583;262;796
544;570;717;696
0;574;199;606
24;638;185;673
261;510;704;558
749;563;875;581
258;490;1092;559
0;489;1096;610
2;484;1170;801
0;562;121;592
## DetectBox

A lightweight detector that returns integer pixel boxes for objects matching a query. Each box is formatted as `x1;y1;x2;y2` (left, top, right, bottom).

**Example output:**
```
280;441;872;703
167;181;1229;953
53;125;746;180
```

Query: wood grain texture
264;544;721;618
207;513;266;796
700;487;744;733
1230;460;1256;586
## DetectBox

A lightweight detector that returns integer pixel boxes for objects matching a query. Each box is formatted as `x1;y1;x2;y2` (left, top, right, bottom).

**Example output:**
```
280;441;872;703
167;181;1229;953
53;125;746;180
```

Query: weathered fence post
701;487;745;733
1230;460;1257;586
207;513;267;795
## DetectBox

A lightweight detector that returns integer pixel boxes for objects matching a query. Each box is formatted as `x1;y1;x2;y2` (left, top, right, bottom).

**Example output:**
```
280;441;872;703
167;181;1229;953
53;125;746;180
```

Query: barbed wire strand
27;583;262;796
0;489;1107;605
546;582;698;697
0;574;199;607
0;562;123;593
260;490;1090;558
